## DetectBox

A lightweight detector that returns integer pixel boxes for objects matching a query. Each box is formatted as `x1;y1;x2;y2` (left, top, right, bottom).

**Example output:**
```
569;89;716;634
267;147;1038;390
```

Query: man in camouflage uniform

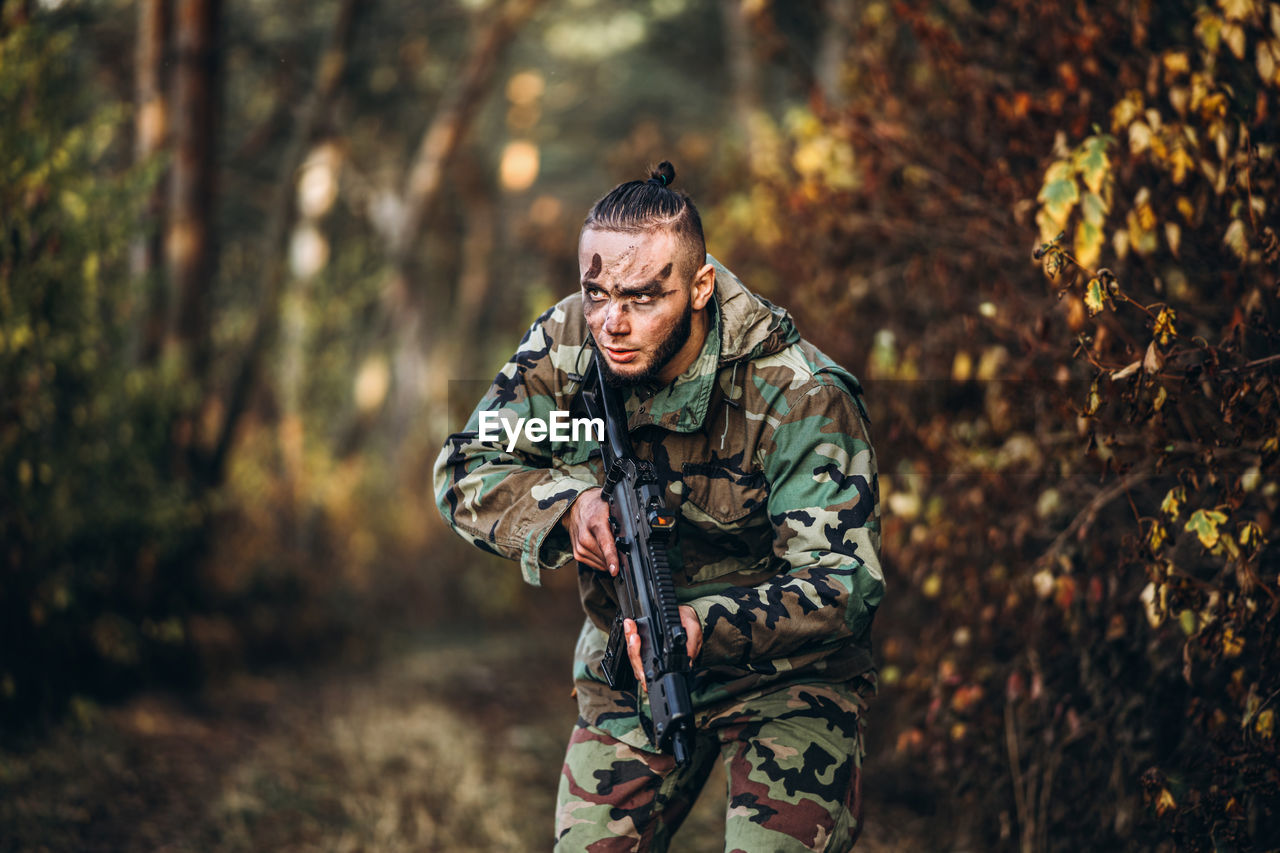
434;162;883;852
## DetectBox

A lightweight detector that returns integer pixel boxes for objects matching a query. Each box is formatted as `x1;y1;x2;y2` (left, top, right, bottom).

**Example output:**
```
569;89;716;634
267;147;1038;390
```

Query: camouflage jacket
434;257;883;751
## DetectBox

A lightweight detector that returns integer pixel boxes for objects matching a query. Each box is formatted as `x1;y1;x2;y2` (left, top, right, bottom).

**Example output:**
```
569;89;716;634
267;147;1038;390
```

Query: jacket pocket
680;461;768;525
678;461;772;585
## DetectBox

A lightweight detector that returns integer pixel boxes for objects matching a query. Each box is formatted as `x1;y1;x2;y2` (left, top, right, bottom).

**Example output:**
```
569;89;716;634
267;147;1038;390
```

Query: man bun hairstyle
584;160;706;277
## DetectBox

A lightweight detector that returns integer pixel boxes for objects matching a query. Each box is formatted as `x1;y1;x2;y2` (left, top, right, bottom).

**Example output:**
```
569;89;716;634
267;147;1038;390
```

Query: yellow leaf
1084;377;1102;416
1224;219;1249;259
1153;385;1168;411
1186;508;1229;549
1162;50;1192;77
1259;39;1279;85
1036;209;1068;244
1127;190;1159;255
1169;146;1195;185
1110;91;1144;132
1222;625;1245;657
1154;307;1178;345
1076;222;1103;270
1162;486;1186;520
1177;196;1196;222
1239;521;1265;549
1129;121;1153;155
1257;709;1275;740
1225;21;1248;58
1148;520;1169;551
1156;788;1177;816
1166;222;1182;256
1218;0;1254;22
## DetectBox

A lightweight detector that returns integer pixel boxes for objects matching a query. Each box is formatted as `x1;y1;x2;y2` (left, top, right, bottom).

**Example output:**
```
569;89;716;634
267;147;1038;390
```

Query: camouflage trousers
554;680;870;853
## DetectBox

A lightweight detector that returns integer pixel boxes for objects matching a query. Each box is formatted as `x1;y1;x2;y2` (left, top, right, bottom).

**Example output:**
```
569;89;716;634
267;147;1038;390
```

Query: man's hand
562;487;619;576
624;606;702;692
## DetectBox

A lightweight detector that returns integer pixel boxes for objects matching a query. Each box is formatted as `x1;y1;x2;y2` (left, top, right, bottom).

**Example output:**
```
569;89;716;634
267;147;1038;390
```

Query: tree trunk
719;0;772;175
209;0;363;485
133;0;171;365
166;0;221;389
816;0;855;109
384;0;546;447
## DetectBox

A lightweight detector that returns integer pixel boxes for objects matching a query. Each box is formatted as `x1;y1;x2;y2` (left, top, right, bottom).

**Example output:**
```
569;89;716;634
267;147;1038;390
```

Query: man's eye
631;293;654;304
586;288;606;301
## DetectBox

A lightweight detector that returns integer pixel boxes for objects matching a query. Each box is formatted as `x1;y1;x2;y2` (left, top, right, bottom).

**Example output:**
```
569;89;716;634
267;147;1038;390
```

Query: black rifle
579;352;696;766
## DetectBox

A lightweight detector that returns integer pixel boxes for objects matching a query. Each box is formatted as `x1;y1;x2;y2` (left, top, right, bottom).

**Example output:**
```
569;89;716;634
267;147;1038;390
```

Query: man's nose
603;302;629;336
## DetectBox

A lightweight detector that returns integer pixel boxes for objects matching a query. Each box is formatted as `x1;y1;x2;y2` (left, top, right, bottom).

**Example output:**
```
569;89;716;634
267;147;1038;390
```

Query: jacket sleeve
688;377;884;664
432;312;599;586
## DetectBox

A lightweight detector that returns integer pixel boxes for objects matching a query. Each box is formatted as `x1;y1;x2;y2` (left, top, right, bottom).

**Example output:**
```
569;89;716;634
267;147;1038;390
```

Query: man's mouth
603;346;639;364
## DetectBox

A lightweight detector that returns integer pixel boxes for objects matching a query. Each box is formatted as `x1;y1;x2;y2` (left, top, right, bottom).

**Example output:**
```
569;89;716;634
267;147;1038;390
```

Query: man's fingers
574;547;606;572
624;618;646;692
573;527;607;572
592;516;619;576
679;605;703;662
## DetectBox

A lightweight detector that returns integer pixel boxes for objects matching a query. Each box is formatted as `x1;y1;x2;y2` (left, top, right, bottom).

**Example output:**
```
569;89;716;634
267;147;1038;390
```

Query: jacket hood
708;255;799;365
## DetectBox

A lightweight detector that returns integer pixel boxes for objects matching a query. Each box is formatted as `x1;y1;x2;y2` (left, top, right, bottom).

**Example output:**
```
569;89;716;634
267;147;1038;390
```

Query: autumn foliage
706;0;1280;847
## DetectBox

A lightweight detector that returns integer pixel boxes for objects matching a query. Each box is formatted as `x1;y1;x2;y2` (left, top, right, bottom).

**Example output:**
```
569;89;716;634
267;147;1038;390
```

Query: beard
599;299;694;389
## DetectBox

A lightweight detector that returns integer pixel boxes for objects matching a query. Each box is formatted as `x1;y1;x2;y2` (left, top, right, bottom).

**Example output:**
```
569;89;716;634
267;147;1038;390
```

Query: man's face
578;228;704;388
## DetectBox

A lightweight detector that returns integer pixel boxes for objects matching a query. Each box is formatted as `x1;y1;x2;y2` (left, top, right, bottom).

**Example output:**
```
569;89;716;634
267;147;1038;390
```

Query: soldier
434;161;883;852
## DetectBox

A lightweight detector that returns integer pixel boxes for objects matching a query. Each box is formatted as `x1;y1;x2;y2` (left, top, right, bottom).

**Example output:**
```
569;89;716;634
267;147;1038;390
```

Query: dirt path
1;627;928;851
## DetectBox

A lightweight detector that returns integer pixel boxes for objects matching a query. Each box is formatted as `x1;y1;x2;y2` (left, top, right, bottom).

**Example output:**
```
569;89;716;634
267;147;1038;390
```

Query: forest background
2;0;1279;850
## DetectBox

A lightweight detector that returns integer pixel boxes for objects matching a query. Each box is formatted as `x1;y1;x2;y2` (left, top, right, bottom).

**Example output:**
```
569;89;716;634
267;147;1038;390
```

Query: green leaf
1085;278;1111;315
1179;610;1197;635
1076;220;1104;270
1075;137;1111;195
1081;190;1109;226
1185;508;1229;549
1038;173;1080;223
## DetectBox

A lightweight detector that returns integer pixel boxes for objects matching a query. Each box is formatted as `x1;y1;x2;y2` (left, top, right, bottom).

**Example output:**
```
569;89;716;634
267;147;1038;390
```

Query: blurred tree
1;12;199;725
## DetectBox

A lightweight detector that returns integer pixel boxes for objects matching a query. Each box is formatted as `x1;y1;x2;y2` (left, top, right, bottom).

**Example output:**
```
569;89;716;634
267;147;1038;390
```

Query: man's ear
691;262;715;310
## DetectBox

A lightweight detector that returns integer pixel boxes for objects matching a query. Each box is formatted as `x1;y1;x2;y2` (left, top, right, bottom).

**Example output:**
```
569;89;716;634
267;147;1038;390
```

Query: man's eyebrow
616;280;671;296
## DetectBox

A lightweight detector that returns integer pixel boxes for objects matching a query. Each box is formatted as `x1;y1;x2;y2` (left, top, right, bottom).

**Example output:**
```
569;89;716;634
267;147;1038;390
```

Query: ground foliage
705;1;1280;849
